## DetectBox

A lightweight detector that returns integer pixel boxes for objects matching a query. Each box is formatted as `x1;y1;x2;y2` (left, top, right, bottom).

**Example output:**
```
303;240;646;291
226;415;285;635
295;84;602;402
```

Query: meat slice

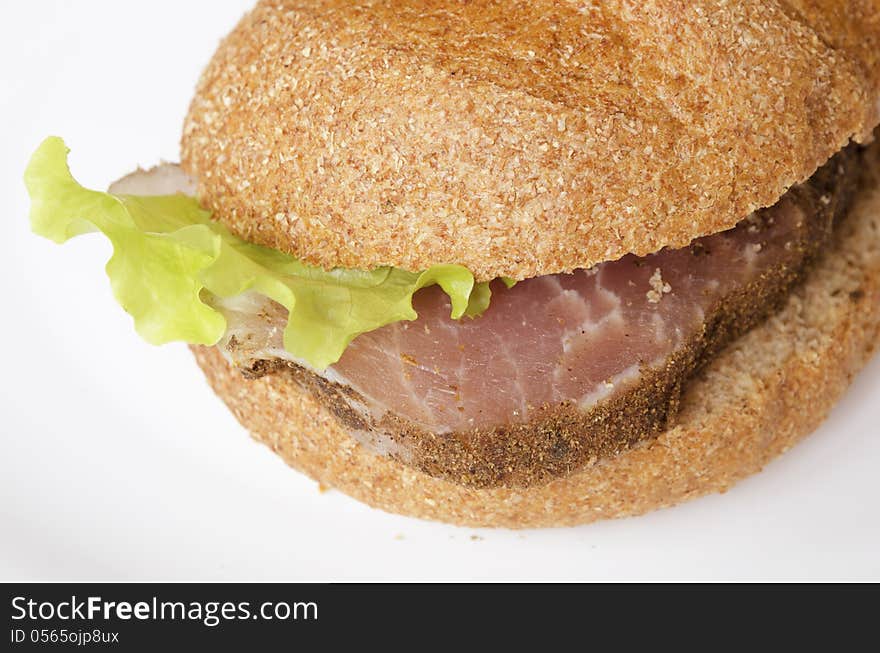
216;147;861;488
334;194;816;434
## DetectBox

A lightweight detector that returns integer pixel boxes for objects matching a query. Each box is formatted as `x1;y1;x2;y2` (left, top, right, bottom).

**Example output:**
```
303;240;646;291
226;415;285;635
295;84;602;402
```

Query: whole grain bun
182;0;880;281
191;148;880;527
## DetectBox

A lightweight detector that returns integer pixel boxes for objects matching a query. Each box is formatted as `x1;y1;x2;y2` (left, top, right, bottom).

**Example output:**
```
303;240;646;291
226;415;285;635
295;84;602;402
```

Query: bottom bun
192;156;880;528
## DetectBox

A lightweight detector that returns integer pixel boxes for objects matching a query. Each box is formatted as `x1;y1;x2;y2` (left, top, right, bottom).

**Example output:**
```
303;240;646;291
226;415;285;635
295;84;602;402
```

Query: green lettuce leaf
25;137;494;369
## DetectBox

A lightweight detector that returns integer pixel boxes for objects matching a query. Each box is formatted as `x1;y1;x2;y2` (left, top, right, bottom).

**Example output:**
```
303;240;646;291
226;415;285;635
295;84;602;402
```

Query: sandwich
25;0;880;527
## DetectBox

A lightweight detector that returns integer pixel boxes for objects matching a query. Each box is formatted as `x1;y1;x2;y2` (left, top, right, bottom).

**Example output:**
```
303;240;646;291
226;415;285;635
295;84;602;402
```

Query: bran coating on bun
181;0;880;281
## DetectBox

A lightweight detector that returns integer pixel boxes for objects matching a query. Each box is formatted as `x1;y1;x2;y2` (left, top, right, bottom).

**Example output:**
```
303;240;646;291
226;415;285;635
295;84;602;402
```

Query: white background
1;1;878;582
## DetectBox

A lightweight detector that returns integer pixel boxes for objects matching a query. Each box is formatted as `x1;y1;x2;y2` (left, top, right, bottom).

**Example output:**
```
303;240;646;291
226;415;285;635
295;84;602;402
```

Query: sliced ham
115;147;861;487
221;193;818;431
339;217;787;434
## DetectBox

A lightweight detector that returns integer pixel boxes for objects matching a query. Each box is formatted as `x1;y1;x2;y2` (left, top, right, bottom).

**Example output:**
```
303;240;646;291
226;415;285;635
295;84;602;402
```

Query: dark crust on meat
239;145;864;489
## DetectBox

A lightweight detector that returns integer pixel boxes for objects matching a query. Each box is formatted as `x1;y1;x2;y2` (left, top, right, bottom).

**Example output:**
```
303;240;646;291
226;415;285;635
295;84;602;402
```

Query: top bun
181;0;880;281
